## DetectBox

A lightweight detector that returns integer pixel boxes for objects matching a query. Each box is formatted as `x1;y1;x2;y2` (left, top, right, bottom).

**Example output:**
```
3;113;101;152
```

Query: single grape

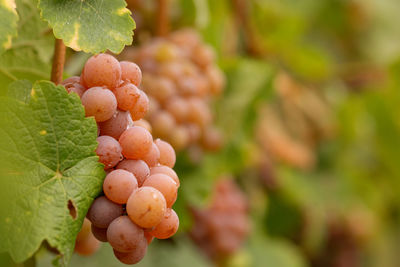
133;119;152;133
186;123;201;143
98;110;130;139
129;90;149;121
149;77;176;104
206;66;225;96
177;76;198;96
114;83;141;111
157;61;184;83
165;97;189;123
103;169;138;204
154;139;176;168
81;53;122;89
74;231;101;256
86;196;124;228
201;127;223;151
146;96;160;119
142;174;178;208
64;83;86;98
81;87;117;122
187;98;212;128
116;159;150;186
120;61;142;86
119;126;153;159
169;126;189;151
127;187;167;228
150;111;176;139
91;224;108;242
149;209;179;239
142;143;160;167
191;44;215;69
61;76;80;85
150;165;179;187
113;239;147;265
76;218;92;243
96;136;123;169
107;216;146;253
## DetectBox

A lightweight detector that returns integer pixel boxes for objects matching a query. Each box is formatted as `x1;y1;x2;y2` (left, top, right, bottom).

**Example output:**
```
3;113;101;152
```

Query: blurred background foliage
5;0;400;266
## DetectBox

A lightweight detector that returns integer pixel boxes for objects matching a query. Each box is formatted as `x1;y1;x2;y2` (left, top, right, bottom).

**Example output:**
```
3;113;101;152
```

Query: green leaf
38;0;135;54
0;0;54;93
0;80;104;266
0;0;18;55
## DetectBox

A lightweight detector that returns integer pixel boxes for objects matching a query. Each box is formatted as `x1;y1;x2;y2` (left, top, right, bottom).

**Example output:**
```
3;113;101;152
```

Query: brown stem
231;0;263;57
156;0;170;37
51;38;66;85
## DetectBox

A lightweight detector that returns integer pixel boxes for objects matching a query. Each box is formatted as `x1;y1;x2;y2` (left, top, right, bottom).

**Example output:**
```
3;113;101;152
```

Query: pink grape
155;139;176;168
142;174;178;208
120;61;142;86
107;216;146;252
129;90;149;121
113;239;147;264
119;126;153;159
116;159;150;186
91;224;108;242
86;196;124;228
114;83;141;111
81;87;117;122
150;165;180;187
96;136;122;169
103;169;138;204
149;209;179;239
81;53;122;89
142;143;160;167
127;187;167;228
98;110;130;139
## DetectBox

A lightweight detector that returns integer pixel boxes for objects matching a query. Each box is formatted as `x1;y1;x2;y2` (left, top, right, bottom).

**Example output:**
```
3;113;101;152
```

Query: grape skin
107;216;146;253
91;224;108;242
129;90;149;121
86;196;124;228
74;231;101;256
142;143;160;167
127;187;167;228
119;126;153;160
150;165;180;187
116;159;150;186
120;61;142;86
96;136;122;170
133;119;152;133
98;110;130;139
81;87;117;122
82;53;122;89
113;239;147;265
114;83;141;111
103;169;138;204
142;174;178;208
149;209;179;239
155;139;176;168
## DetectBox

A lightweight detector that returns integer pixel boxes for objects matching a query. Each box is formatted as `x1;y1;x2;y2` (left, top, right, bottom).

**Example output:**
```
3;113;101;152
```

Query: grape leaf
0;80;105;266
0;0;18;55
0;0;54;93
38;0;135;54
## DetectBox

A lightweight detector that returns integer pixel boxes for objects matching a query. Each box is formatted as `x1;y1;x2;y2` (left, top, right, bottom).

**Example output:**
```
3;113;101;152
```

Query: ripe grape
149;77;176;103
61;76;81;85
133;119;152;133
119;126;153;159
142;143;160;167
150;165;180;187
187;98;212;128
206;66;225;96
114;83;141;111
191;44;215;69
165;97;189;123
116;159;150;186
91;224;108;242
113;239;147;264
201;127;223;152
142;174;178;208
107;216;146;253
81;87;117;122
103;169;138;204
98;110;130;139
76;218;91;243
62;77;86;97
127;187;167;228
96;136;122;169
144;231;154;244
74;231;101;256
169;126;189;151
150;111;176;138
149;209;179;239
86;196;124;228
82;53;122;89
129;90;149;121
154;139;176;168
120;61;142;86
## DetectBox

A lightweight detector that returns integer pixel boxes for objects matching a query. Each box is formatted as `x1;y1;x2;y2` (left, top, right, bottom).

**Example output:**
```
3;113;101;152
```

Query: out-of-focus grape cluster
63;54;180;265
190;178;250;261
120;29;225;152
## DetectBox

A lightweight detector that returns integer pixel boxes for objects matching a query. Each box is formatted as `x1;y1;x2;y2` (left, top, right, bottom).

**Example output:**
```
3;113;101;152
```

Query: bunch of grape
190;179;250;261
62;53;180;264
121;29;225;152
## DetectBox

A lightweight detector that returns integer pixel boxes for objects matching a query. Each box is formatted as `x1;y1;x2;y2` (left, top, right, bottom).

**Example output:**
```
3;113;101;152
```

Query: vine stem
156;0;170;37
231;0;263;57
51;38;66;85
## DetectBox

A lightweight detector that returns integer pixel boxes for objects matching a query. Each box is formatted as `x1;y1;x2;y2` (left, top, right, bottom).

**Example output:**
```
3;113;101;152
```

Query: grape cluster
121;29;225;152
190;179;250;261
62;53;180;265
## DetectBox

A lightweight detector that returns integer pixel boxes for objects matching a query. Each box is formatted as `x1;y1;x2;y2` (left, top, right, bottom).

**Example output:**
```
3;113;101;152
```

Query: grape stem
156;0;170;37
51;38;66;85
231;0;263;57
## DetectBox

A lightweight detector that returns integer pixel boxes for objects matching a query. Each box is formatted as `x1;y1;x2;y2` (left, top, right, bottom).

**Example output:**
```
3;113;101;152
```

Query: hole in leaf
43;240;61;255
68;200;77;219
